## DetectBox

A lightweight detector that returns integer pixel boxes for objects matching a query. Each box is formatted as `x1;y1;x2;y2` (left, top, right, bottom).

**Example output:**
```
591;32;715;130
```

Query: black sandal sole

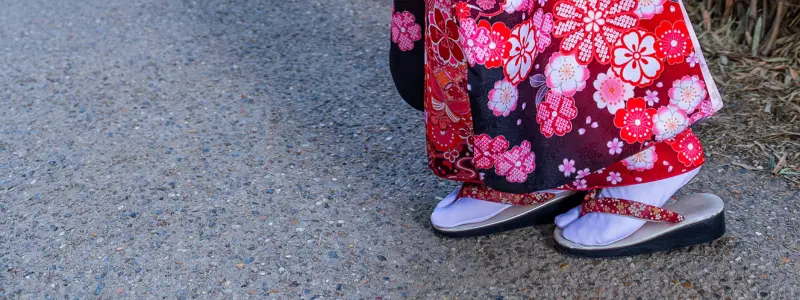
555;210;726;258
433;192;584;238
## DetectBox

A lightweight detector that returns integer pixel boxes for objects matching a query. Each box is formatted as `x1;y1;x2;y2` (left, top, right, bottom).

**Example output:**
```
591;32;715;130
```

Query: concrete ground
1;0;798;298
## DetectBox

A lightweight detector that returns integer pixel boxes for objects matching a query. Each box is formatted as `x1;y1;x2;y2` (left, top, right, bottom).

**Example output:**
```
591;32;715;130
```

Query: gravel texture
1;0;799;299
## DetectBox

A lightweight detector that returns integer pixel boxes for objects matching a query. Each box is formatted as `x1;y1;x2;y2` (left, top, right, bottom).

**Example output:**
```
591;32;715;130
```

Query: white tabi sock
431;187;567;228
557;168;701;246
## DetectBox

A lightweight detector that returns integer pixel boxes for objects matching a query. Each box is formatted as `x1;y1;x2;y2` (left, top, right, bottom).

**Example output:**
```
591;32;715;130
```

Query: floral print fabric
580;190;686;223
390;0;722;195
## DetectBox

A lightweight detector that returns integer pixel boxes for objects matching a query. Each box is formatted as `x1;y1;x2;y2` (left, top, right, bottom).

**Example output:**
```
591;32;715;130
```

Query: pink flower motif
545;53;589;97
391;10;422;51
634;0;667;19
644;90;659;106
653;104;689;142
532;8;554;52
552;0;638;65
558;158;576;177
573;179;588;189
458;18;491;65
536;91;578;137
607;138;624;155
606;171;623;184
488;79;519;117
472;134;510;169
686;52;701;68
669;75;707;114
576;168;591;179
593;68;634;114
622;147;659;171
495;141;536;183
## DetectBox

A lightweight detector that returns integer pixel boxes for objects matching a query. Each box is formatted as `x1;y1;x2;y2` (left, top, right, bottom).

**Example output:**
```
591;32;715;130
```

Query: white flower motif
545;53;589;97
669;75;707;114
653;104;689;141
488;79;519;117
576;168;591;179
611;29;663;87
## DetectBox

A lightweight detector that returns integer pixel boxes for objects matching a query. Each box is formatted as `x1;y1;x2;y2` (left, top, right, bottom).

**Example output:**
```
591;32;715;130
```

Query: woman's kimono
390;0;722;204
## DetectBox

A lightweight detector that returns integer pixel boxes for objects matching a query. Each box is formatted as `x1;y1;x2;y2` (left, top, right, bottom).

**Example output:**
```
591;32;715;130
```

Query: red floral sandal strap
459;183;556;205
579;190;685;223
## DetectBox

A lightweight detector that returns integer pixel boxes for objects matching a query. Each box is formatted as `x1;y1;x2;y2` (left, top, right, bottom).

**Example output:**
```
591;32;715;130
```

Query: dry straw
686;0;799;185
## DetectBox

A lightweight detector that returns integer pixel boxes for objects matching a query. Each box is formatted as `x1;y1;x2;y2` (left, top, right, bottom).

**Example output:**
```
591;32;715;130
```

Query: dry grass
686;1;800;185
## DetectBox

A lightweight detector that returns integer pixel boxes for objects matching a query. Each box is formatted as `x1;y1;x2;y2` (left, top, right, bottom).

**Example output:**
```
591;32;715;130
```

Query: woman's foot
557;168;700;246
430;188;512;228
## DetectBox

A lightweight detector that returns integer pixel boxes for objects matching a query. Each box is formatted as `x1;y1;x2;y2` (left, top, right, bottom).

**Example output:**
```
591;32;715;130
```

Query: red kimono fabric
390;0;723;203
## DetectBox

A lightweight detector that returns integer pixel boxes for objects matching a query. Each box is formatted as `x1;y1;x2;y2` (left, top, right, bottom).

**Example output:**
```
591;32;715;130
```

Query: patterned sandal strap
579;190;685;223
459;183;556;205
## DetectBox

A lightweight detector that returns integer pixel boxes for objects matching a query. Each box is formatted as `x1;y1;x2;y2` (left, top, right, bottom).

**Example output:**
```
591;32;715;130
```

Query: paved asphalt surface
1;0;798;299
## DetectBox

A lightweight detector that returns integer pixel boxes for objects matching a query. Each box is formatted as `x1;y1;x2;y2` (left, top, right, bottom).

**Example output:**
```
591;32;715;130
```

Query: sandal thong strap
459;183;556;205
579;190;685;223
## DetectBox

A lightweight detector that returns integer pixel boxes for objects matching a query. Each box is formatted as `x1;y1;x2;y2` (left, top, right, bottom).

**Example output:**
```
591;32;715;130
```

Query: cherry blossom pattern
611;29;664;87
558;158;577;177
503;19;537;84
495;141;536;183
391;10;422;51
614;98;656;144
652;104;688;142
666;130;705;167
686;52;701;67
622;146;658;171
634;0;667;19
545;53;589;97
655;21;692;65
482;21;512;69
669;75;707;114
458;18;491;66
488;79;519;117
472;134;510;169
552;0;638;65
428;7;465;66
573;179;588;189
607;137;624;155
606;171;623;184
644;90;659;106
593;68;634;114
577;168;591;178
532;8;554;52
536;91;578;137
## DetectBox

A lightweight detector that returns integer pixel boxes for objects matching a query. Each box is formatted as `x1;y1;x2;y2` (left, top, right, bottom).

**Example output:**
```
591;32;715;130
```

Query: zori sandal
432;185;584;238
554;191;726;258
